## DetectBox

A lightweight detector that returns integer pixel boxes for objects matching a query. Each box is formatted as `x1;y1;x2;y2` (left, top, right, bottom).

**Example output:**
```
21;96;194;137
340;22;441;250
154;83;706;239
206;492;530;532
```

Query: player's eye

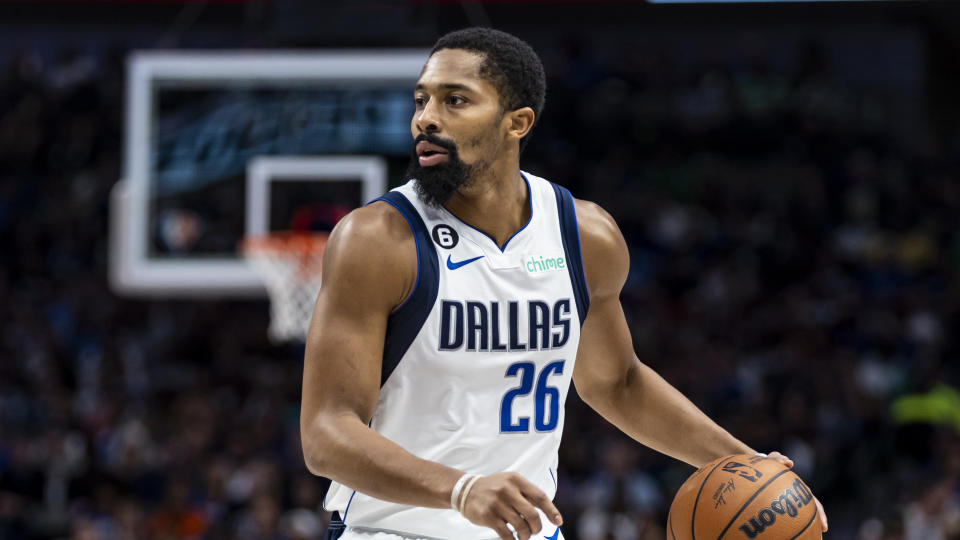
447;95;467;106
414;96;427;108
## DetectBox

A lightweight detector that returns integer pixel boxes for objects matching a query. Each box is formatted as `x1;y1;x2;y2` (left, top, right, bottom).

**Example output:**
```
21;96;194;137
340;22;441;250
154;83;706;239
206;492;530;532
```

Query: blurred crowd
2;30;960;540
529;38;960;540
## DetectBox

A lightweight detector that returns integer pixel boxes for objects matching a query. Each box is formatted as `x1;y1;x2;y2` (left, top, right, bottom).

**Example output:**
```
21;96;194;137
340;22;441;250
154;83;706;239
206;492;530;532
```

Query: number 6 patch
432;224;459;249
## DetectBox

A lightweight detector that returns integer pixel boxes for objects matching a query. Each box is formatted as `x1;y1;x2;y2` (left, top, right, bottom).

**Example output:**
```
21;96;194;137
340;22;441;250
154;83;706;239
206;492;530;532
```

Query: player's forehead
415;48;492;94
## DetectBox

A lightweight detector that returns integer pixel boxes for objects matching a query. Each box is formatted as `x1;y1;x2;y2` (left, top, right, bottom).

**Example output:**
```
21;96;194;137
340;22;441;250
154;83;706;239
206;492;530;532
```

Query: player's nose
415;98;442;134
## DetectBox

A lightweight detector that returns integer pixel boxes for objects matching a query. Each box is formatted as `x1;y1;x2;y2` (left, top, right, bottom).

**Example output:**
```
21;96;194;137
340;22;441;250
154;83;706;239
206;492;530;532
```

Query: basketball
667;454;821;540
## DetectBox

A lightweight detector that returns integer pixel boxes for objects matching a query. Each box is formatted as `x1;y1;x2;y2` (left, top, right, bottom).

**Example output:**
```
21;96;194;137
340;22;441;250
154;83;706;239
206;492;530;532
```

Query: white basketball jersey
324;172;590;539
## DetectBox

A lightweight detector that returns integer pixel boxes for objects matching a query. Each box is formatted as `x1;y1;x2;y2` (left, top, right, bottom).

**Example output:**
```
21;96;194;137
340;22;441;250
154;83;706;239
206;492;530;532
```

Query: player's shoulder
572;198;627;259
332;199;415;246
572;198;629;298
322;200;417;305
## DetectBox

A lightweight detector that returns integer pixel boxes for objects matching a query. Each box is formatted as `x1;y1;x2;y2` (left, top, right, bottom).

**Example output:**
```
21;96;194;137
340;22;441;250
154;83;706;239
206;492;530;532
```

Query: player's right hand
459;472;563;540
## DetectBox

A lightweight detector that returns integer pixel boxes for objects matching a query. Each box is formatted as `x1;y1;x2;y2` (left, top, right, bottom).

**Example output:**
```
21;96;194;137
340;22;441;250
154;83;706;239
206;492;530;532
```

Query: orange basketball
667;454;821;540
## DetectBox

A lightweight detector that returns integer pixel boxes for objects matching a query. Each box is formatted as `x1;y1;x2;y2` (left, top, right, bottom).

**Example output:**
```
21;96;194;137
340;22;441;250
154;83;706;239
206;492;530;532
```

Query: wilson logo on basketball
738;478;815;538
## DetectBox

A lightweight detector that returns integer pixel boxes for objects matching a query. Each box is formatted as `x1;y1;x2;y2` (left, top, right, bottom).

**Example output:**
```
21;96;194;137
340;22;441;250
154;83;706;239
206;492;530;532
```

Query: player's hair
430;27;546;152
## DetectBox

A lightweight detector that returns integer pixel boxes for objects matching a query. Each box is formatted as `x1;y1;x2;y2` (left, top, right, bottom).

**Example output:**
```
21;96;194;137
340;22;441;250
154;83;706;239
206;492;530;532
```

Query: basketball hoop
242;232;329;343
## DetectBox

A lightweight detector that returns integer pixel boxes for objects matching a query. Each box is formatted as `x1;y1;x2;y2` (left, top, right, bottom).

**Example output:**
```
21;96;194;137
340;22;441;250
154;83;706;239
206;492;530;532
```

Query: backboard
110;50;425;296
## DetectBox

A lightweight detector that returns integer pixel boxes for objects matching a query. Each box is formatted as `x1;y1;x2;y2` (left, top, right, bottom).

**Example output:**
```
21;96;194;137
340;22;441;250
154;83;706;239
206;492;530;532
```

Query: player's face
411;48;505;165
406;49;507;207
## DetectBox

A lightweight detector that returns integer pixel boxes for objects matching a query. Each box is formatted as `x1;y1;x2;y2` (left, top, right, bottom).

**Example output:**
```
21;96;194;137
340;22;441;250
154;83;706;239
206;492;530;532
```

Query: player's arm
300;202;462;507
570;200;754;468
300;202;561;540
570;199;829;532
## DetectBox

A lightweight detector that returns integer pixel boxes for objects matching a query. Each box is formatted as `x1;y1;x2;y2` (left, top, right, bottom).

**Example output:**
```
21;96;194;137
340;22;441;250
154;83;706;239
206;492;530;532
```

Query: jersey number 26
500;360;565;433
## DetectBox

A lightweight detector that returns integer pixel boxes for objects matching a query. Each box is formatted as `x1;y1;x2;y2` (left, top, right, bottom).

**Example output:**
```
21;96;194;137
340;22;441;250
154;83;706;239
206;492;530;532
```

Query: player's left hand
766;451;828;534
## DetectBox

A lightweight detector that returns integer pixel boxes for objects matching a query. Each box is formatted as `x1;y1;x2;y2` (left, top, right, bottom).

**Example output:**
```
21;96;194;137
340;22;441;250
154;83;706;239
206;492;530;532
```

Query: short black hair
430;27;546;152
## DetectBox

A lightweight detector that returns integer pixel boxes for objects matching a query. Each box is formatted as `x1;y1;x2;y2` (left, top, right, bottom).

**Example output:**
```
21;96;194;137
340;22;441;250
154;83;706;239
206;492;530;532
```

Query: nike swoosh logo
545;527;561;540
446;254;484;270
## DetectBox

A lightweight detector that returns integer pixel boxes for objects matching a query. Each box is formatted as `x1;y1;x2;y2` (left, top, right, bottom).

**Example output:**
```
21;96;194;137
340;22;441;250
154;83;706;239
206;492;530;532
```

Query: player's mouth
416;141;451;167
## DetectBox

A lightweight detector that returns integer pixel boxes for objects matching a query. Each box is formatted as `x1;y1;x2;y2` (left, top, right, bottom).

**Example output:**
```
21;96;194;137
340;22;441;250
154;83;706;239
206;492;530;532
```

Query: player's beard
406;133;487;209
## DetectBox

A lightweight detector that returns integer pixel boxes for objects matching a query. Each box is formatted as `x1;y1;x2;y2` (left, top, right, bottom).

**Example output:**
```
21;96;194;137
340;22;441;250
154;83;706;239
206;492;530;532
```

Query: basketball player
300;28;828;540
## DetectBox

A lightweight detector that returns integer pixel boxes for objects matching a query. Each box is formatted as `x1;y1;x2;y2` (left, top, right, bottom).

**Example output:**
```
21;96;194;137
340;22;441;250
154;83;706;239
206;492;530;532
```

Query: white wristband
458;475;482;515
755;452;768;458
450;474;475;510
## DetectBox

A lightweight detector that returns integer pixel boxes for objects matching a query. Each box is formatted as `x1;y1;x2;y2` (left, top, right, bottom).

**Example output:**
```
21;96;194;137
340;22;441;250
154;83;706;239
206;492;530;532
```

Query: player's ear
505;107;535;143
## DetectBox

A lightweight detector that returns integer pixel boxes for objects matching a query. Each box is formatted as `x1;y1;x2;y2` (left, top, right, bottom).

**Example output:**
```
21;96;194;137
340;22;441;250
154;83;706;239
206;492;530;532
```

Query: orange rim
241;232;329;277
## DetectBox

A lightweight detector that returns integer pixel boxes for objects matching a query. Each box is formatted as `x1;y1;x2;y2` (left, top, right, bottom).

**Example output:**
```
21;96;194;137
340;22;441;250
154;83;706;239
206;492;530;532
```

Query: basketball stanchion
241;232;329;343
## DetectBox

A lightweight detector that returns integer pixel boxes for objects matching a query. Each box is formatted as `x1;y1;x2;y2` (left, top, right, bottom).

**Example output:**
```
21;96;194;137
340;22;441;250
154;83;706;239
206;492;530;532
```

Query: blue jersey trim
440;172;533;252
342;490;357;523
549;467;557;489
551;183;590;325
369;197;420;314
368;192;440;387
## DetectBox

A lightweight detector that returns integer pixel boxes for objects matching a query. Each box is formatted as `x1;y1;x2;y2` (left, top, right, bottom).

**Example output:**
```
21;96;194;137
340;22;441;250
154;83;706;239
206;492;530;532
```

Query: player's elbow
301;440;328;477
575;361;642;412
300;414;338;477
576;380;616;413
301;434;326;477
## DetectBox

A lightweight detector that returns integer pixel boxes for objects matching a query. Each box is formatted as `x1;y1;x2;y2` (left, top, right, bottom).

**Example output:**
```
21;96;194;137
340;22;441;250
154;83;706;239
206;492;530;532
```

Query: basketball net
242;232;328;343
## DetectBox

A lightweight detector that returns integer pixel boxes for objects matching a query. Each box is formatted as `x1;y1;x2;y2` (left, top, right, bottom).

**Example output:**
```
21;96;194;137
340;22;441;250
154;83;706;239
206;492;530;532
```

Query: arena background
2;0;960;538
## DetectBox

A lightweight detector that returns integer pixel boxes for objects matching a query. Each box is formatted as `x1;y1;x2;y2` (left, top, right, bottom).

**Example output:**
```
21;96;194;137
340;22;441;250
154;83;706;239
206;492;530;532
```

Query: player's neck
444;162;529;250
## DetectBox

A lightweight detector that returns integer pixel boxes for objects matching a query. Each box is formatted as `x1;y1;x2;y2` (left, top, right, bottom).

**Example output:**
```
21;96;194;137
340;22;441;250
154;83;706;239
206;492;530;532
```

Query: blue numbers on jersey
500;360;565;433
535;361;564;431
500;362;535;432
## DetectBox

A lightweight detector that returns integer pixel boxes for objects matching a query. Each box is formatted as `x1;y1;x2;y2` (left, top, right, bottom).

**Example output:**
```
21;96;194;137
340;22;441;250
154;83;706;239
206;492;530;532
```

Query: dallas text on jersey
438;299;572;352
